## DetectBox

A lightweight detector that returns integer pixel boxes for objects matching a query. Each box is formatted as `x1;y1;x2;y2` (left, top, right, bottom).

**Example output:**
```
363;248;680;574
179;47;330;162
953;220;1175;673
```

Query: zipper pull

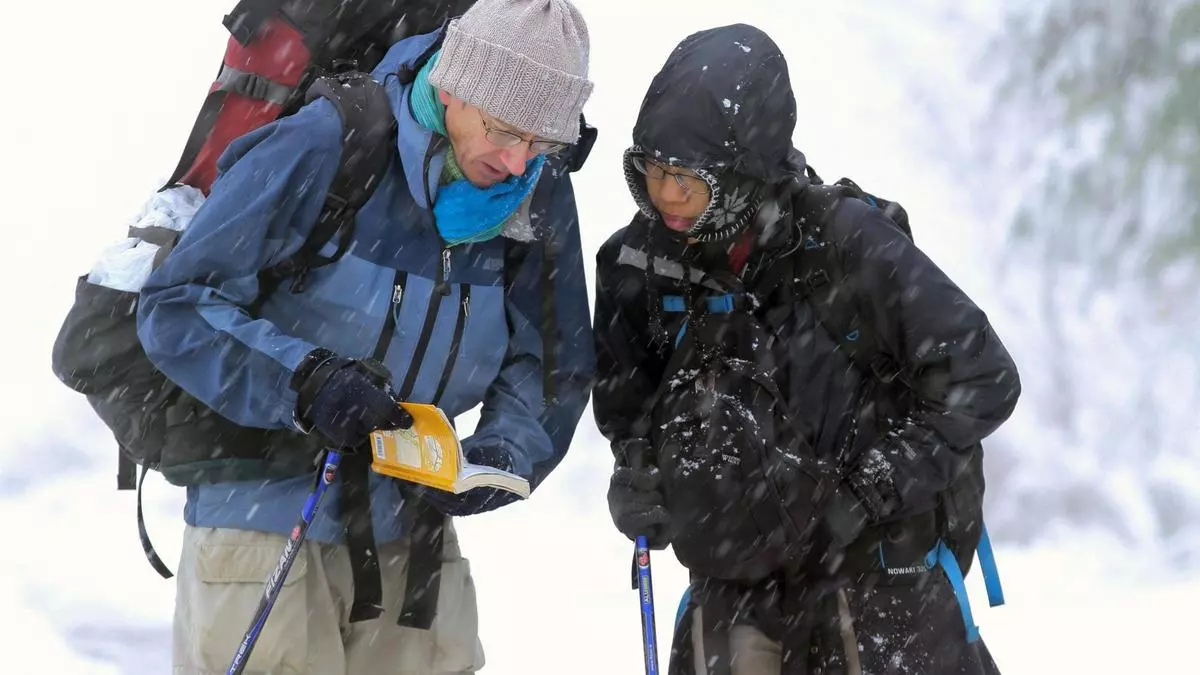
392;283;404;304
461;293;471;317
435;249;453;296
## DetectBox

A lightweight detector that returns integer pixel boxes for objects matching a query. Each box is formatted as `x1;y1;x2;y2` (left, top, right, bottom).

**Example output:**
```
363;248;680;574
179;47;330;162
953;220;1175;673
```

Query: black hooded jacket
593;24;1021;577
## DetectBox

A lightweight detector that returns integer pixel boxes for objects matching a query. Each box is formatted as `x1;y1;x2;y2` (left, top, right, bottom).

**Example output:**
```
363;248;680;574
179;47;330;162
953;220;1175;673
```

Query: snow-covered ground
1;0;1195;672
5;458;1200;674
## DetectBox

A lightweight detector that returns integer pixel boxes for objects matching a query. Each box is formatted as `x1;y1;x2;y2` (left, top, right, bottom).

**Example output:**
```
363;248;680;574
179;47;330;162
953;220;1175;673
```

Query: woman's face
638;156;712;232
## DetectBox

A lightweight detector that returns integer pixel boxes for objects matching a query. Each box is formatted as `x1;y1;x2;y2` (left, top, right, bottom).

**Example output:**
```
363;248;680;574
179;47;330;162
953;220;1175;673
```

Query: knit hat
428;0;593;144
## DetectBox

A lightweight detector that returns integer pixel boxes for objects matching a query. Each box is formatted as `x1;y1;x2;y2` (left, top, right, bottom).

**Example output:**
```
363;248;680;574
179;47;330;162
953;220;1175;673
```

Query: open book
368;403;530;499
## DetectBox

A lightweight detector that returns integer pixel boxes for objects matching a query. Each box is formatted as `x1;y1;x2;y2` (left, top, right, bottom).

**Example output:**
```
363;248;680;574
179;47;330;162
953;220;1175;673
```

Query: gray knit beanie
428;0;593;144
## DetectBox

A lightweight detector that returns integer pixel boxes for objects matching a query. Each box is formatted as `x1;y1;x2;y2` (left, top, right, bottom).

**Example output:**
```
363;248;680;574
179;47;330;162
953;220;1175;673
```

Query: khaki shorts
172;524;484;675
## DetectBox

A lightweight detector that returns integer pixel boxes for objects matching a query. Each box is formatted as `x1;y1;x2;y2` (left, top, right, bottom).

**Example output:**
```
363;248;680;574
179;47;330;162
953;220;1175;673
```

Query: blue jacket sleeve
136;100;346;430
459;170;596;495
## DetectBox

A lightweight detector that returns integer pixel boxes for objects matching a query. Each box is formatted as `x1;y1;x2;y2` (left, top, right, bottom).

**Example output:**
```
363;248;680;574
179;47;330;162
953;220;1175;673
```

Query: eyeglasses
478;111;567;156
630;155;711;196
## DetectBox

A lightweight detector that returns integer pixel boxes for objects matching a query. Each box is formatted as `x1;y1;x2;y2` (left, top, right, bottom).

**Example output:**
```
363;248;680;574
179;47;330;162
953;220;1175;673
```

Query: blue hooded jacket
136;29;595;544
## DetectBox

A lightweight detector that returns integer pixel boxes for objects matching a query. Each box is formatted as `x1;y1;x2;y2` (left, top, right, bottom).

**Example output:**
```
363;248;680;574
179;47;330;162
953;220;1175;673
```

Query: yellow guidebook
368;403;530;499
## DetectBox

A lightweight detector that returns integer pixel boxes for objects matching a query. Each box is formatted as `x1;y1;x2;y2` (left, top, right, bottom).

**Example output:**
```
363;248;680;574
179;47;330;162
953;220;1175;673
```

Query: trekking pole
227;448;342;675
634;536;660;675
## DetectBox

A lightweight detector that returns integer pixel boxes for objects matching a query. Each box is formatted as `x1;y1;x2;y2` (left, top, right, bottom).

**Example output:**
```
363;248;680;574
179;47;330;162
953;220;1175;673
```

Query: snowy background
2;0;1198;673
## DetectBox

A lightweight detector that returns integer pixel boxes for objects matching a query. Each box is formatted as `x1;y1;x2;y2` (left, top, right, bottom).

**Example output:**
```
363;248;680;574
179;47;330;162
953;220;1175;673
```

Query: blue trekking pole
227;449;342;675
634;536;660;675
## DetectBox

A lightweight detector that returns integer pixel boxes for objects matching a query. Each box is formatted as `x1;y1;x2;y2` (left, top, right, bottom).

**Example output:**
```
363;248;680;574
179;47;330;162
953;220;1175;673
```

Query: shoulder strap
256;71;398;296
504;119;598;407
504;231;561;406
831;176;913;241
793;185;904;387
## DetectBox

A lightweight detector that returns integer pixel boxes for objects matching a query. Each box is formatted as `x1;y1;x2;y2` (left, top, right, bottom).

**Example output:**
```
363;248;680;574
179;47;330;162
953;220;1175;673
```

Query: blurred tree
977;0;1200;566
989;0;1200;294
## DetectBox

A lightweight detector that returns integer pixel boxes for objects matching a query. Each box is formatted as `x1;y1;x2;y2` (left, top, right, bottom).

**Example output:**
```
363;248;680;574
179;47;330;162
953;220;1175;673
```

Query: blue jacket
136;30;595;544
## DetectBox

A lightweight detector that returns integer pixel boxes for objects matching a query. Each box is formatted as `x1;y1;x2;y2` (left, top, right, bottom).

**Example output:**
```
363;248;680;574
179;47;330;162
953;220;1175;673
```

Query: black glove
294;350;413;449
421;445;521;517
846;447;902;522
821;447;902;550
608;464;672;550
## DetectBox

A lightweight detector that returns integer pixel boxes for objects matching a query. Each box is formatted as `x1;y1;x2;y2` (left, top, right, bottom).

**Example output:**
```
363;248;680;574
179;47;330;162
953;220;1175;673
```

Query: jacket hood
631;24;801;183
371;27;449;209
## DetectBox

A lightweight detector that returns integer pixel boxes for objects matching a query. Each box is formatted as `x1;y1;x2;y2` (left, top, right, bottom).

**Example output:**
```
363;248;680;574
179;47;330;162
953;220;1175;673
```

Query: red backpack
168;0;478;194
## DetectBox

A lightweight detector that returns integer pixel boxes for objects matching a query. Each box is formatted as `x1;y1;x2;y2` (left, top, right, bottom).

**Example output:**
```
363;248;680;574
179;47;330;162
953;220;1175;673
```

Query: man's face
439;91;564;188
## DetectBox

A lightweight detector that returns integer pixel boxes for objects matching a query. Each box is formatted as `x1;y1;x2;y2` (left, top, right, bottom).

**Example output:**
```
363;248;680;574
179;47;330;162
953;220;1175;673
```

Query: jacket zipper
423;135;453;297
372;270;407;361
396;136;454;400
432;285;471;406
396;282;450;401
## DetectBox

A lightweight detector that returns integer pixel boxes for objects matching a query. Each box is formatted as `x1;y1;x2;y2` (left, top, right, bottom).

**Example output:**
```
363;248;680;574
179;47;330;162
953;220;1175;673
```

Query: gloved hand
845;447;901;522
608;464;672;550
821;447;902;550
294;350;413;449
422;445;522;517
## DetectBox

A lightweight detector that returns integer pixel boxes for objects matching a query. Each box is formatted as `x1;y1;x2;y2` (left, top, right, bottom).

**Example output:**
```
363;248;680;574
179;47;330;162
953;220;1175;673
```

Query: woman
593;23;1019;675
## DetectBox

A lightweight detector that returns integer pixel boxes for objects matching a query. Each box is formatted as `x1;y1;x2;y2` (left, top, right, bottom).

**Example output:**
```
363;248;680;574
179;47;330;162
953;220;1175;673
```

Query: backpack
51;69;397;578
648;171;1002;597
52;1;475;578
649;266;838;583
169;0;478;194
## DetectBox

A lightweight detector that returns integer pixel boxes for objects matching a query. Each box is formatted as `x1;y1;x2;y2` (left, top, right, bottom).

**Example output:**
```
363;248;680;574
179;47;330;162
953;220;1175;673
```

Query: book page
456;463;531;498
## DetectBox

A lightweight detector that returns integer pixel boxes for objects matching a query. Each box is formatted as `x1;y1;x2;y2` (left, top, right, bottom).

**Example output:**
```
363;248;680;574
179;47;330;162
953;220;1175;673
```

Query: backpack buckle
805;269;830;289
331;58;360;75
323;191;352;220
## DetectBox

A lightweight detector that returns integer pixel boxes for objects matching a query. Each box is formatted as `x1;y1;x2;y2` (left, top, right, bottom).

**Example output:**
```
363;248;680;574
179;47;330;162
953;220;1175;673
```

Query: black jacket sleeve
592;227;667;460
835;200;1022;516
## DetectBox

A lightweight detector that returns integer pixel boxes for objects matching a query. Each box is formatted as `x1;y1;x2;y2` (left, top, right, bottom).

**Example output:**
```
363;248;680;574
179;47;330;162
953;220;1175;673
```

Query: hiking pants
676;573;1002;675
172;524;484;674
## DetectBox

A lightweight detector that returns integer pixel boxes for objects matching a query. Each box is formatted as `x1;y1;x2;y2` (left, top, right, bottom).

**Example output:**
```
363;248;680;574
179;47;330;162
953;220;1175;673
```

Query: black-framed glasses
478;111;567;156
630;155;711;196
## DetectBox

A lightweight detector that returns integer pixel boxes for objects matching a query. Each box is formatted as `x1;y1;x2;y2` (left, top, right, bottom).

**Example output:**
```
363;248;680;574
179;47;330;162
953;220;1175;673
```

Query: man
136;1;594;672
593;24;1021;675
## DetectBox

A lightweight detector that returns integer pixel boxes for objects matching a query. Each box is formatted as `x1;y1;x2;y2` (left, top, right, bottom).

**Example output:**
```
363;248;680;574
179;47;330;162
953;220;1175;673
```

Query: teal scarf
411;50;447;136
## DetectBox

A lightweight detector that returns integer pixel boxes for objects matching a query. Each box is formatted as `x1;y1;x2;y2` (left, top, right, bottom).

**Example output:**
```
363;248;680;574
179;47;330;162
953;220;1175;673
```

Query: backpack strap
503;114;597;406
247;69;398;626
792;184;905;388
832;176;913;240
536;116;597;406
128;225;182;269
923;523;1005;644
255;71;398;299
135;464;175;579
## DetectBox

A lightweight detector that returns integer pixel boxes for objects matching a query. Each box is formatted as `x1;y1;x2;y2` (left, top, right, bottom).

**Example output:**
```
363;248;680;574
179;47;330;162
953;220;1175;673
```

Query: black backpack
790;175;987;578
648;172;987;583
649;265;837;583
51;70;398;578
